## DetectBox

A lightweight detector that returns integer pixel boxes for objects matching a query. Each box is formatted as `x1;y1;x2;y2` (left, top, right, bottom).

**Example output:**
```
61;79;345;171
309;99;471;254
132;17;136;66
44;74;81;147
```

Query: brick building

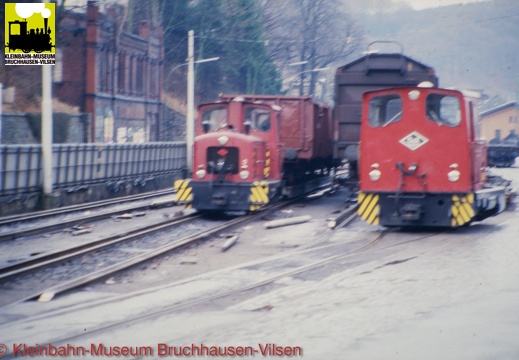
55;0;163;143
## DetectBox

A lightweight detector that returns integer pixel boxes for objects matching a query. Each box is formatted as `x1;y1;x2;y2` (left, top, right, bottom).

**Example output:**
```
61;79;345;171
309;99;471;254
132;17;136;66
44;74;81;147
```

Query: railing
0;142;187;196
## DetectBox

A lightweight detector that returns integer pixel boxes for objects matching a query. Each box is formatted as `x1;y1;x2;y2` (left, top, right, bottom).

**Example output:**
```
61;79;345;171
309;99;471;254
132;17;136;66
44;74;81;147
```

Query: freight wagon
334;42;438;178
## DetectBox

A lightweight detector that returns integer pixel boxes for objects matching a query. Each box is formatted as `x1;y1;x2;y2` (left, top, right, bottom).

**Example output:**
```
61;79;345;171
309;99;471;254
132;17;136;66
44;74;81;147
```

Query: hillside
354;0;519;101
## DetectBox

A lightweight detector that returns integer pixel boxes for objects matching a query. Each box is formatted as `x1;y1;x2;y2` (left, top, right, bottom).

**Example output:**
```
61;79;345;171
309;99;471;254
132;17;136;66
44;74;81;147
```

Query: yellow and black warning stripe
451;193;475;227
249;180;269;211
357;192;380;225
264;150;271;177
174;179;192;208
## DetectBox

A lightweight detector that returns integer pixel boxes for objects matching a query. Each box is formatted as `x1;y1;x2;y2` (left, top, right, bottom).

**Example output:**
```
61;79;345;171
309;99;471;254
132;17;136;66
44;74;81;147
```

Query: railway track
0;198;308;308
0;227;391;350
0;199;462;356
0;213;200;282
0;189;176;242
0;213;236;307
58;228;447;339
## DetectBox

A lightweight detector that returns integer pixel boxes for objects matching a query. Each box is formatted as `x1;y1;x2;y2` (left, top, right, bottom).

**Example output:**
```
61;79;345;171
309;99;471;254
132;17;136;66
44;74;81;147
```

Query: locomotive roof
336;53;434;73
480;101;519;117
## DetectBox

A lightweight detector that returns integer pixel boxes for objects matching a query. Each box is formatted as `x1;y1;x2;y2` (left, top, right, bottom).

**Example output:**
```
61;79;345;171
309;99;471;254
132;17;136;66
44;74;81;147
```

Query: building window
150;61;158;99
117;52;125;93
136;57;144;95
128;55;134;95
99;47;110;92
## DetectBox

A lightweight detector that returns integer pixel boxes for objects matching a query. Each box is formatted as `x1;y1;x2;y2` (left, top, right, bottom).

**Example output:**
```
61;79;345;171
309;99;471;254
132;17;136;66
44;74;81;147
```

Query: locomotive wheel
35;49;43;53
22;49;31;53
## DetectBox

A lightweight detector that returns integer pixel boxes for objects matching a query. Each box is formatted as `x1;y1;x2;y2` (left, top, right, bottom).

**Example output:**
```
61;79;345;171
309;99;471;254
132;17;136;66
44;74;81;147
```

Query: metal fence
0;142;187;196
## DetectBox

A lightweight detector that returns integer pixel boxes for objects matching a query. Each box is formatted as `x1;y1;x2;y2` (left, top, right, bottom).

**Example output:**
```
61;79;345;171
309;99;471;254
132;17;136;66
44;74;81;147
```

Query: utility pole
186;30;194;175
0;83;3;144
42;63;53;195
41;0;53;196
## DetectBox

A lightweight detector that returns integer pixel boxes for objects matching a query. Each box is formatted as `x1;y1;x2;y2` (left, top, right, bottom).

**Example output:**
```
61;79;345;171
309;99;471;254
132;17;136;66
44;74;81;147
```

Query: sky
395;0;491;10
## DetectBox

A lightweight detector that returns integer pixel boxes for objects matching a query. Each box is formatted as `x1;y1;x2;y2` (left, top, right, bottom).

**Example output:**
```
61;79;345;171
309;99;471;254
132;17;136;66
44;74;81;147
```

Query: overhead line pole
186;30;194;176
0;83;3;144
42;2;53;196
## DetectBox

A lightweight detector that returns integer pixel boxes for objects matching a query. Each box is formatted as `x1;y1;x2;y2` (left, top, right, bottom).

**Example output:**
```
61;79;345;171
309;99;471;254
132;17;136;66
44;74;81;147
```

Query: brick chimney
139;21;150;39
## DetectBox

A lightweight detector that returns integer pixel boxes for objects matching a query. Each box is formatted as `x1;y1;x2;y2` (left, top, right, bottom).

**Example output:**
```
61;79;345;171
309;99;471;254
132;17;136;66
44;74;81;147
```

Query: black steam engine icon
6;18;54;53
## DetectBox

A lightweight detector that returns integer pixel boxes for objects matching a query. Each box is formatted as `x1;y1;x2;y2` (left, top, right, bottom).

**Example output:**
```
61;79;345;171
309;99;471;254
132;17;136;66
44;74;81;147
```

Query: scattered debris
72;228;93;236
38;292;55;302
251;305;274;312
179;256;198;265
72;224;94;236
150;198;176;208
306;187;332;200
110;212;146;220
72;224;92;230
264;215;312;229
377;257;417;269
163;210;185;218
221;234;239;252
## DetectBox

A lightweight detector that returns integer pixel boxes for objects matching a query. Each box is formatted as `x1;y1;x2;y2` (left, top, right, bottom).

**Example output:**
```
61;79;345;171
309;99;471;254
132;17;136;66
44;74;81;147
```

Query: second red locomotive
175;95;335;212
357;85;507;227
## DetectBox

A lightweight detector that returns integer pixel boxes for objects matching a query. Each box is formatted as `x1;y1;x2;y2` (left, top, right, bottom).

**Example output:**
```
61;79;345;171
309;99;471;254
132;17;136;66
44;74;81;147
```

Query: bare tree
261;0;363;97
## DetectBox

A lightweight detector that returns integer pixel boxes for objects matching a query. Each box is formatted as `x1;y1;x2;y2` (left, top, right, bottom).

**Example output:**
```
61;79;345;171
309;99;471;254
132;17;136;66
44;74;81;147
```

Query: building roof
480;101;519;117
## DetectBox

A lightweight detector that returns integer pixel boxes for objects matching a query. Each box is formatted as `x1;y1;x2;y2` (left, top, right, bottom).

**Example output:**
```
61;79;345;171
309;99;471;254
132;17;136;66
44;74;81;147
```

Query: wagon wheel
22;48;31;53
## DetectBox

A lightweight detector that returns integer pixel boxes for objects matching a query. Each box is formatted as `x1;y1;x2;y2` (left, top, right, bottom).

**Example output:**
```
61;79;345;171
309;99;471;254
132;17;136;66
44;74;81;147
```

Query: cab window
201;106;228;131
368;94;402;127
426;94;461;127
245;106;271;132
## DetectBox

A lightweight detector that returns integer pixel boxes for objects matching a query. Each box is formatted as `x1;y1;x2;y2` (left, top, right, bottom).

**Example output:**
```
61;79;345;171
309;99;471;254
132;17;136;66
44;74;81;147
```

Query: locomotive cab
175;98;283;212
357;87;506;227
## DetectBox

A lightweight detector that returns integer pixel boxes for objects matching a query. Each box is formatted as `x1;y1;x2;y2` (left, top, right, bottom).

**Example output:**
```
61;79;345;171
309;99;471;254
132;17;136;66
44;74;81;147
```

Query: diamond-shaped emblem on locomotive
217;148;229;157
399;131;429;151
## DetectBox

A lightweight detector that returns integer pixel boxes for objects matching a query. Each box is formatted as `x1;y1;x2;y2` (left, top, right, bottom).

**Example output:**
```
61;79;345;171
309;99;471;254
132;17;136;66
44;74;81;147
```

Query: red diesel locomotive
174;95;335;212
357;86;507;227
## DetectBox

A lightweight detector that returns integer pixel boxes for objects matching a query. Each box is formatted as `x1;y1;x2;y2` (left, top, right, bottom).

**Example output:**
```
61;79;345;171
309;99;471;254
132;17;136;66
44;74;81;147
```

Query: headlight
448;170;460;182
239;170;250;180
196;169;206;179
218;136;229;145
369;169;381;181
408;90;421;101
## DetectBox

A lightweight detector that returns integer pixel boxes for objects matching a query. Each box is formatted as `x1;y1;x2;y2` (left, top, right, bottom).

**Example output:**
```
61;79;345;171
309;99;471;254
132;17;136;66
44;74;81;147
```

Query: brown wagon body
219;94;332;162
